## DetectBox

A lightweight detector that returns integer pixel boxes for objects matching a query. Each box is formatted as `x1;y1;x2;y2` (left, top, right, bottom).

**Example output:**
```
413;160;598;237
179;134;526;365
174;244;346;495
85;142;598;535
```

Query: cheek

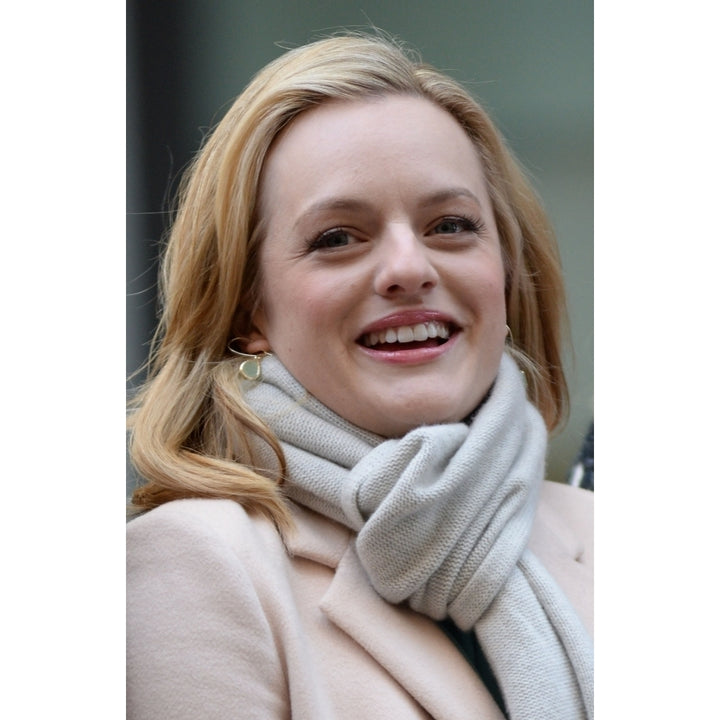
261;275;332;341
457;257;506;310
481;254;507;304
488;274;507;309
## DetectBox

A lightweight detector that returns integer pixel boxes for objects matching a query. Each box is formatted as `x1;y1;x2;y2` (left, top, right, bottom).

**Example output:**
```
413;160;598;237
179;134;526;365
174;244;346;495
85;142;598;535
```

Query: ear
242;311;272;354
244;330;271;354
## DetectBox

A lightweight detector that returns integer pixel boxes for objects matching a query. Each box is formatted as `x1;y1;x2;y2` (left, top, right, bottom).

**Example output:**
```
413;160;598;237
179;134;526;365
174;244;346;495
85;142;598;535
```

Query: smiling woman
127;34;593;720
245;96;507;437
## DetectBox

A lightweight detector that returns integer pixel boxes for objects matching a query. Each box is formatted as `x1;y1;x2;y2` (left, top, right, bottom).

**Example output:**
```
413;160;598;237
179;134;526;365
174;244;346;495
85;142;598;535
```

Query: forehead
272;94;476;160
258;95;488;216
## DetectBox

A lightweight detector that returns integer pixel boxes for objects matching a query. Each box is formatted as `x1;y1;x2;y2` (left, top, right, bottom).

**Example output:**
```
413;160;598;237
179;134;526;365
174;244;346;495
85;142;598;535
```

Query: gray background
127;0;593;484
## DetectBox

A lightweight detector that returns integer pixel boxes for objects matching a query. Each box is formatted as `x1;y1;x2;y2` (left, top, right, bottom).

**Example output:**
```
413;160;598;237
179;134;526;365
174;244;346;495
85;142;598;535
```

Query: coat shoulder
126;496;280;552
529;481;594;635
537;481;594;560
126;499;295;719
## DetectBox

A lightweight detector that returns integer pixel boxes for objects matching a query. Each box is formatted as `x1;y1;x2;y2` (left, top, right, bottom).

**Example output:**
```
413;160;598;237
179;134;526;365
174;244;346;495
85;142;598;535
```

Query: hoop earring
227;339;271;381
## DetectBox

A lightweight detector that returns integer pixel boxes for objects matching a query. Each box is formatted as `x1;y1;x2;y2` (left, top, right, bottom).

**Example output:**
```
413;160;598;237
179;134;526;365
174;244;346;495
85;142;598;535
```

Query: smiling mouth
360;321;453;349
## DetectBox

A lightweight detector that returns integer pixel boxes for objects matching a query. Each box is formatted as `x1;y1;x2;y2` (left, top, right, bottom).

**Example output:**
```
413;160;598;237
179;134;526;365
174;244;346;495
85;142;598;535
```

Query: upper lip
357;309;459;338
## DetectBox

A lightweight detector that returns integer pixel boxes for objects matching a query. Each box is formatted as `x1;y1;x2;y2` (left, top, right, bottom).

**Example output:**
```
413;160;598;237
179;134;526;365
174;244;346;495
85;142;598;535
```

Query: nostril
382;279;436;297
374;243;440;297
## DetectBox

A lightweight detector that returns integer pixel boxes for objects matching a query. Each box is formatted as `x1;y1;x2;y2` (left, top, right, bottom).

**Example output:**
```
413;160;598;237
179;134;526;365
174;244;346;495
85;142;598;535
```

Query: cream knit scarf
244;353;593;720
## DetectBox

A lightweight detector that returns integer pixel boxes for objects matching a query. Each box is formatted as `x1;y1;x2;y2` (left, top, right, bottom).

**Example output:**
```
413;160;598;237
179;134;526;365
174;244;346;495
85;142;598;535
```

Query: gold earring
227;339;271;381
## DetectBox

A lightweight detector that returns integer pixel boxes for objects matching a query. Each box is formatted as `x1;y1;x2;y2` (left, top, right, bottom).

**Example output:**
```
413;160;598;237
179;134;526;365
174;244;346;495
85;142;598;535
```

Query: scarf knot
245;353;593;720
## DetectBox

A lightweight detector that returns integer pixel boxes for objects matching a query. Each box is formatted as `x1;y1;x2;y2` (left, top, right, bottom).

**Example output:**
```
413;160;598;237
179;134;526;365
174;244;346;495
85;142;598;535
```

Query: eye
307;228;356;251
431;216;482;235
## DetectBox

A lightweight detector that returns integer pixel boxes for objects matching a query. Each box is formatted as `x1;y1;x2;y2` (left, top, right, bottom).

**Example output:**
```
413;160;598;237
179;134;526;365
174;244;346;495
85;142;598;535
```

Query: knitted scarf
243;353;593;720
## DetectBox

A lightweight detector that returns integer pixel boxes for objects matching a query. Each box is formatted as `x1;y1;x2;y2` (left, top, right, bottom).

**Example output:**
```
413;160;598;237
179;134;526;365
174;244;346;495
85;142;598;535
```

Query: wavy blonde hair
128;34;568;528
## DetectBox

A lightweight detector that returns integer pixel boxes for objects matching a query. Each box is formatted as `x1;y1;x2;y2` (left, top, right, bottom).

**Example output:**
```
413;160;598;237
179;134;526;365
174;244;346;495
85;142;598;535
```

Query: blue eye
432;217;482;235
307;228;354;251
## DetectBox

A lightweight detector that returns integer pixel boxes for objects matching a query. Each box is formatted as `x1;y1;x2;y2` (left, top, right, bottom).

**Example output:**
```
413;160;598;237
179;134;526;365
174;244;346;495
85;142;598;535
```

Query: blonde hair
128;34;568;527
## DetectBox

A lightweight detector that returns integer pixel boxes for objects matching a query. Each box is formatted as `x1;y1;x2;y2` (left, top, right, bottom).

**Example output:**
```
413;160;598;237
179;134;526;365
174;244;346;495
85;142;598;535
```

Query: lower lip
357;333;459;365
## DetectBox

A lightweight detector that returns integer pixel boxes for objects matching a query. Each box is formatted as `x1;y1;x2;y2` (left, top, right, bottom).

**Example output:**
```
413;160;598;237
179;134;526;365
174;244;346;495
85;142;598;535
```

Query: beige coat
127;481;593;719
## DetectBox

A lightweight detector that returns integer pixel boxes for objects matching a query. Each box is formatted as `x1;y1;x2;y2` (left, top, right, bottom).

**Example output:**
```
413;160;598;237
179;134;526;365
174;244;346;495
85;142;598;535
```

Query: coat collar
285;502;506;720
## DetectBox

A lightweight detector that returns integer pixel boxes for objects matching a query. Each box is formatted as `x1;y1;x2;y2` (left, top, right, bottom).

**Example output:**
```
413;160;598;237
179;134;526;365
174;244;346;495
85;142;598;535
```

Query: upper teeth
363;322;450;347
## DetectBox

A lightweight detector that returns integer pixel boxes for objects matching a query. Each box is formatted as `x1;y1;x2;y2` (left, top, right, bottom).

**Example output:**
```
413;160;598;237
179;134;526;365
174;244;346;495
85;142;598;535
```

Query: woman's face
247;95;507;437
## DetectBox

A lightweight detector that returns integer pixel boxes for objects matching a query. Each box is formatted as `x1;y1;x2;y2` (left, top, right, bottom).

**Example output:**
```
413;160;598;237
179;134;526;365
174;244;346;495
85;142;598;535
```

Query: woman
127;35;593;720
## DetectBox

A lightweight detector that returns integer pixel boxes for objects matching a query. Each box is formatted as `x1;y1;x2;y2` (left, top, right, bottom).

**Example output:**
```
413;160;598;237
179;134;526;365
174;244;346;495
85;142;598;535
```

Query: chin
371;399;479;438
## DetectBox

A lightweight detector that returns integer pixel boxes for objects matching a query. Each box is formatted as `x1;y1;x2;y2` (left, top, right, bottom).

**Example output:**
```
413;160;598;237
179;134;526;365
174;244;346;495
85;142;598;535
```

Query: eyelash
305;215;484;252
306;228;355;252
431;215;484;235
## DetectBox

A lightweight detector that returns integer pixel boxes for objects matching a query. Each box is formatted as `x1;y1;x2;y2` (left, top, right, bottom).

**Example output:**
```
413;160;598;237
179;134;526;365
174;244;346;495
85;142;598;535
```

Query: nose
373;226;439;297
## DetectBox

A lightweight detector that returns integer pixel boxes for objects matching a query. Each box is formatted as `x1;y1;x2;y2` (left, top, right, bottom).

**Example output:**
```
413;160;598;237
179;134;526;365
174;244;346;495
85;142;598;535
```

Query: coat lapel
286;505;504;719
320;542;506;720
284;484;592;719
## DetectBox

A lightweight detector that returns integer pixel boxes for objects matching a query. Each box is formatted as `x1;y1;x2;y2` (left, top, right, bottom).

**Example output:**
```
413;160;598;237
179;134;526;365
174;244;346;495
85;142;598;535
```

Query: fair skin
246;94;507;438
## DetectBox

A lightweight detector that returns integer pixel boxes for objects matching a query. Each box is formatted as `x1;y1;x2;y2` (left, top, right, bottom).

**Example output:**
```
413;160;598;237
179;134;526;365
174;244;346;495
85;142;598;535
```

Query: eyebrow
294;187;484;229
416;187;483;207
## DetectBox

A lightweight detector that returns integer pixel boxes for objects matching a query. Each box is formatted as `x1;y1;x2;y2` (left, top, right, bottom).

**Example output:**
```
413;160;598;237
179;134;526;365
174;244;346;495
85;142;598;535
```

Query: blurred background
127;0;593;485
